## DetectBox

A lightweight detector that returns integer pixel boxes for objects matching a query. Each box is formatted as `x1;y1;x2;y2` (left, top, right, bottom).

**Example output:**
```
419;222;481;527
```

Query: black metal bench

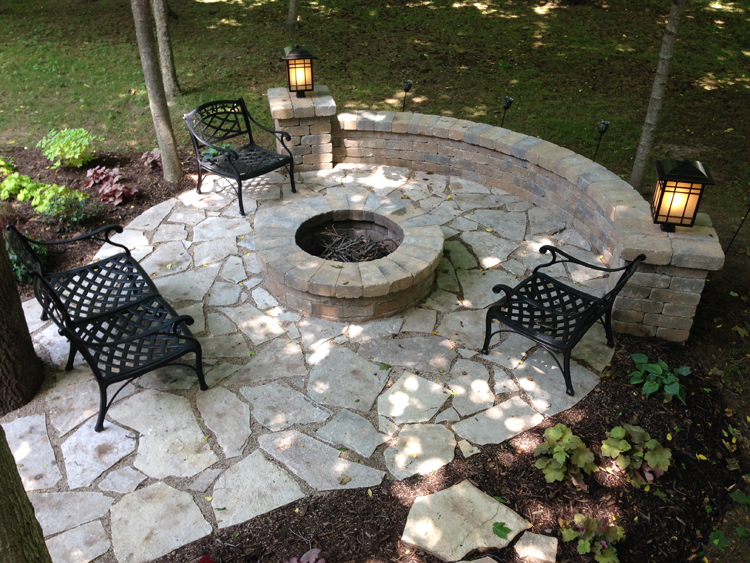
183;97;295;216
481;246;646;396
6;224;208;432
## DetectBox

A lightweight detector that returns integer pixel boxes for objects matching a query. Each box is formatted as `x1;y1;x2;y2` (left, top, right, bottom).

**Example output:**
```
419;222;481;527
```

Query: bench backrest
183;98;255;148
5;225;43;278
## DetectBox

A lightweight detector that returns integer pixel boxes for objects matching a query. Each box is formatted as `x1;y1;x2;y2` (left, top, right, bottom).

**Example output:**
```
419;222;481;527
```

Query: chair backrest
183;98;254;147
5;225;43;278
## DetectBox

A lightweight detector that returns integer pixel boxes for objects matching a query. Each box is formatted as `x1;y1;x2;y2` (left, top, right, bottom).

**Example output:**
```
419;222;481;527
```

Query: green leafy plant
534;423;597;490
1;172;89;215
201;142;234;161
600;425;672;488
709;530;732;550
0;156;15;177
40;195;101;230
561;514;625;563
37;128;101;168
629;353;691;404
492;521;511;539
6;238;47;284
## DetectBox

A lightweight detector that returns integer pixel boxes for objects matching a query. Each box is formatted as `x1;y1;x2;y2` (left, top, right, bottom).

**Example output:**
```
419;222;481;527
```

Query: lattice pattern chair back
184;99;254;147
5;225;43;278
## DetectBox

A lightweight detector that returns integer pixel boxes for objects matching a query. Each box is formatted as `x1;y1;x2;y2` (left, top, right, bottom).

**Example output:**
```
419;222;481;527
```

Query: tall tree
151;0;181;101
629;0;688;192
131;0;184;183
286;0;299;30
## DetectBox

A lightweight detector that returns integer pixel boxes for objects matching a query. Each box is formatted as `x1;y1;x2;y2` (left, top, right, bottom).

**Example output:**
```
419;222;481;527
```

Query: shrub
40;195;102;230
629;353;691;404
85;166;137;206
141;149;161;169
600;424;672;488
561;514;625;563
533;423;597;490
0;156;15;177
1;172;89;215
37;128;101;168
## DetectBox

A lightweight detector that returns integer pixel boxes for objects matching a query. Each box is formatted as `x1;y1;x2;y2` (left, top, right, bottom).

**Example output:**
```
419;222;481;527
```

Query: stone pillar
267;85;336;172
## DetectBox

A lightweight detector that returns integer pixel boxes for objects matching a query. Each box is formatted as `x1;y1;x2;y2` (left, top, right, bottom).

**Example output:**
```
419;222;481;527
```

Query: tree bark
286;0;298;30
629;0;688;192
0;425;53;563
131;0;184;183
0;231;45;416
151;0;181;101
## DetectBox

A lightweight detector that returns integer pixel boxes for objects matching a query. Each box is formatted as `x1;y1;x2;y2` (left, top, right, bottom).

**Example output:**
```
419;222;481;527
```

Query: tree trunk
131;0;184;183
629;0;688;192
0;425;53;563
286;0;298;30
0;231;45;416
151;0;181;101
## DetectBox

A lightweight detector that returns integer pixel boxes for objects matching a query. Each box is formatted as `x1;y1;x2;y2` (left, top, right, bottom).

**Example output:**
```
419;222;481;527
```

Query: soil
3;149;750;563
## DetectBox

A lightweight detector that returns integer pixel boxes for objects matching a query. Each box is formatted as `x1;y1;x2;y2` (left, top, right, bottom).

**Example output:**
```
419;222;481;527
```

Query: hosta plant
561;514;625;563
534;423;597;490
37;128;101;168
629;353;690;404
600;425;672;488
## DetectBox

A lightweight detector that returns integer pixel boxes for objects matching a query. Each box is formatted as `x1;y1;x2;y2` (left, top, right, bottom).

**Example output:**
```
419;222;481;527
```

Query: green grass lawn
0;0;748;208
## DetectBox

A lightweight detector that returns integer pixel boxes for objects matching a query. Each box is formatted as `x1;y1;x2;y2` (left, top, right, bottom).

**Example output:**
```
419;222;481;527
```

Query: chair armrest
536;245;640;275
27;225;132;256
245;114;292;143
492;281;597;319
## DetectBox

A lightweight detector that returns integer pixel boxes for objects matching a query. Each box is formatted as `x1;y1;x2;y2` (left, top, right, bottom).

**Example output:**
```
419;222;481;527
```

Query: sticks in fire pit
317;226;397;262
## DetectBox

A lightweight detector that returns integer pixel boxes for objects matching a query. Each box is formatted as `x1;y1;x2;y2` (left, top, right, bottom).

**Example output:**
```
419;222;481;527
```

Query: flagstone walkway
2;164;615;563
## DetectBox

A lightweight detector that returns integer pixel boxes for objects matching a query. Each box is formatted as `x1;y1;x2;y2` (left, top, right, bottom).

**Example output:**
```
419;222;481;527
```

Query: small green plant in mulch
0;156;15;177
37;128;101;168
533;423;597;490
0;172;89;215
600;424;672;489
629;353;691;404
562;514;625;563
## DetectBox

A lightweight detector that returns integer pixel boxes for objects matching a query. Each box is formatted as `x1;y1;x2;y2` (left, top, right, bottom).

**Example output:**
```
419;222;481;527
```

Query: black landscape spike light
593;120;609;163
280;45;317;98
500;96;514;128
724;192;750;253
402;80;413;112
651;159;715;232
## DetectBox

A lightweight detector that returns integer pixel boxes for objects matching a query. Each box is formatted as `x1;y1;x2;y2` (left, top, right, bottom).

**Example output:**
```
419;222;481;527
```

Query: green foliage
600;425;671;488
629;353;691;404
6;238;47;284
0;172;89;215
533;423;596;490
36;128;100;168
40;195;102;230
201;143;234;161
729;490;750;505
562;514;624;563
709;530;732;551
492;522;511;539
0;156;15;177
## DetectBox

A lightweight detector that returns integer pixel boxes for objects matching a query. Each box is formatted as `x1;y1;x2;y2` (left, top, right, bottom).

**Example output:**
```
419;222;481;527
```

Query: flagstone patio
1;164;615;563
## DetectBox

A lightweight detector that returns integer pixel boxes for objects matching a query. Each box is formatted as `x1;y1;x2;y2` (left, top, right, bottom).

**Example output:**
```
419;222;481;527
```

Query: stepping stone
452;194;514;211
299;318;348;351
452;396;544;446
493;373;521;395
167;207;205;225
421;289;462;313
22;298;48;333
421;196;445;211
152;223;187;243
230;338;307;384
188;468;223;493
412;171;448;193
572;322;615;372
201;334;252;358
514;349;600;415
399;180;432;201
347;317;403;343
483;332;536;370
384;424;456;480
244;252;261;274
528;207;566;235
155;263;219;302
207;312;237;336
220;305;286;345
458;440;481;458
176;302;205;333
450;216;478;232
429;201;462;225
450;177;491;194
379;416;398;436
108;389;218;479
435;407;460;423
514;531;559;563
359;336;456;373
579;276;610;298
506;200;533;212
401;480;530;561
127;199;176;230
2;414;62;491
554;228;591;251
110;483;211;563
469;210;527;241
448;361;495;417
193;237;238;266
197;387;251;458
32;324;86;370
401;308;437;333
252;287;278;309
315;410;388;458
460;231;518;268
211;451;304;528
437;309;487;349
457;269;517;310
503;258;527;277
308;344;389;411
61;422;135;489
458;348;477;358
222;255;247;283
208;281;242;306
29;492;113;537
138;365;203;391
436;258;460;293
259;430;385;491
45;520;110;563
204;362;243;387
266;305;302;322
98;467;147;494
241;381;331;431
140;241;192;277
378;372;450;424
193;217;253;241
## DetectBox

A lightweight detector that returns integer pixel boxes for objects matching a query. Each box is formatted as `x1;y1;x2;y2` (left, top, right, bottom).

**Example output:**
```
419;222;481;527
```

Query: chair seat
203;144;292;181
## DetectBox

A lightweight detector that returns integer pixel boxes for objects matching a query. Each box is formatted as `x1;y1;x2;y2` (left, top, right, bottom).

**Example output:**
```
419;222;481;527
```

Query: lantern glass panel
288;59;313;93
652;180;703;226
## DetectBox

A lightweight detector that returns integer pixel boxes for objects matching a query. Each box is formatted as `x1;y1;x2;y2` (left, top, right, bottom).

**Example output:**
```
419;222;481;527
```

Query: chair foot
481;348;489;355
607;339;615;348
566;386;575;397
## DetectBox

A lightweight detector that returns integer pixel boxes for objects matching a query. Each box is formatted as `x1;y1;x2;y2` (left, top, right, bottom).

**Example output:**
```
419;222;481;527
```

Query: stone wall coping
269;85;337;120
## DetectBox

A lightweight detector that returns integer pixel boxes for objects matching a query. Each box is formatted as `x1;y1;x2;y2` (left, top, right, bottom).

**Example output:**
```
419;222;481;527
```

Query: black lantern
651;159;715;232
280;45;317;98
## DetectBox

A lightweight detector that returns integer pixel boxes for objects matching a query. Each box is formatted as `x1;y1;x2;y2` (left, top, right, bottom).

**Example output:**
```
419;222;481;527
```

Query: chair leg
65;343;76;371
195;348;208;391
604;309;615;347
236;179;245;216
481;313;495;355
562;351;575;396
196;166;204;194
94;384;108;432
288;162;296;193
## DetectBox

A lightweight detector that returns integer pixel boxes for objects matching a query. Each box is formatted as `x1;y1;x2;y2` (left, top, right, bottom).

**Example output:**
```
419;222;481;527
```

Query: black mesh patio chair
481;246;646;396
183;97;295;216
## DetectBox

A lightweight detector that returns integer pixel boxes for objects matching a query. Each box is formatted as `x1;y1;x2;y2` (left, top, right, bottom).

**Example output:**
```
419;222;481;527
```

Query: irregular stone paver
193;217;253;241
420;288;462;313
483;332;536;370
108;389;218;478
176;302;205;333
458;269;517;310
453;396;544;446
514;531;559;563
514;349;600;415
222;255;247;283
252;287;279;309
461;231;518;269
204;362;243;386
470;210;527;241
110;482;211;563
436;258;460;293
299;318;348;350
23;297;48;333
61;422;135;489
378;372;450;424
401;308;437;333
33;324;86;370
46;520;110;563
230;338;307;384
308;344;390;411
451;177;491;194
347;317;403;343
168;207;205;225
435;407;460;423
201;334;252;358
385;424;456;480
572;322;615;371
448;360;495;417
127;199;176;230
29;492;114;537
152;223;187;243
98;466;147;494
188;467;223;492
259;430;385;491
220;305;286;345
429;201;462;224
207;312;237;336
194;237;238;266
359;336;456;373
197;387;251;458
2;414;62;491
209;281;242;306
241;381;331;431
443;240;478;270
140;241;192;277
450;216;478;232
315;410;388;458
437;309;487;350
139;365;201;391
401;480;530;560
458;440;481;458
555;228;591;250
528;206;567;235
211;451;305;528
154;263;219;302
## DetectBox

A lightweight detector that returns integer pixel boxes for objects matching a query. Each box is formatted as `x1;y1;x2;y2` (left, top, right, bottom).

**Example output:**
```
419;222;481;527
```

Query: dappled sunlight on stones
385;424;456;480
359;336;456;373
315;409;388;457
378;372;450;424
196;387;251;458
98;466;146;494
29;492;113;537
61;422;135;489
1;414;62;491
230;338;307;384
45;519;110;563
452;396;544;446
242;381;331;431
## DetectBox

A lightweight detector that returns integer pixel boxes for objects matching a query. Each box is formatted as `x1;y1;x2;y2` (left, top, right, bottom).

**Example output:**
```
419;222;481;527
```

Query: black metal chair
481;246;646;396
183;98;295;215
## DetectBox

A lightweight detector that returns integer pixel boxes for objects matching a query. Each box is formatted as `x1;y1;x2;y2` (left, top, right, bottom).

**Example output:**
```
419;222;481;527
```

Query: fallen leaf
338;474;352;485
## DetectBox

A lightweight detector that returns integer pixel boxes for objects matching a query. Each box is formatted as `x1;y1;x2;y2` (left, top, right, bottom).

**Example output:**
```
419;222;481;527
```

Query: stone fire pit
256;193;444;321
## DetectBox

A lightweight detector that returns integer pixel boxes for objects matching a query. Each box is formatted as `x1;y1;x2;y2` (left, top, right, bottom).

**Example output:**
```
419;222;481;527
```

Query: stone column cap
268;85;336;119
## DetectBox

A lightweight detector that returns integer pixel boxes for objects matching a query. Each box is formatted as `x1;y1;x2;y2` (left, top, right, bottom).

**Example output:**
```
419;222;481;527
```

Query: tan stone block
284;256;324;292
656;327;690;342
308;264;341;297
377;258;413;292
643;313;693;331
662;303;697;318
359;262;390;297
335;263;363;298
650;289;701;306
612;309;645;323
612;320;657;337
